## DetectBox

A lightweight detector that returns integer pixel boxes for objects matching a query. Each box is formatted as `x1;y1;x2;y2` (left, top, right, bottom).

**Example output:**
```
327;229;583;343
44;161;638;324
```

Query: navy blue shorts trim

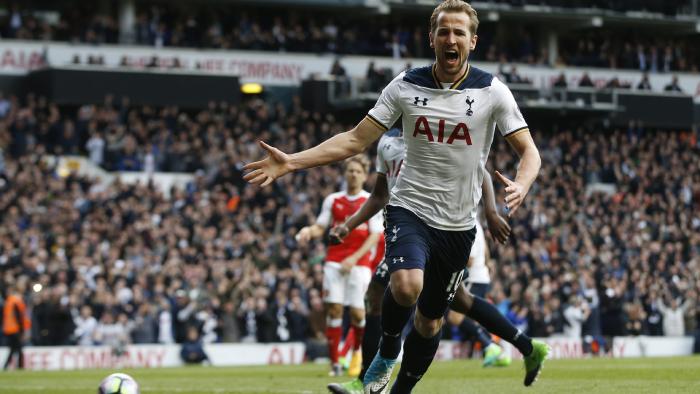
465;282;490;299
383;205;476;319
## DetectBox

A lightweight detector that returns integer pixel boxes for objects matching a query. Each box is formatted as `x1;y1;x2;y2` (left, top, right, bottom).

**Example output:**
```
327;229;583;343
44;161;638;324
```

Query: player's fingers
261;176;275;187
504;185;518;193
243;160;264;172
508;202;521;217
248;173;268;185
243;168;263;181
505;192;520;203
494;171;511;186
260;141;284;160
259;140;274;152
245;172;265;183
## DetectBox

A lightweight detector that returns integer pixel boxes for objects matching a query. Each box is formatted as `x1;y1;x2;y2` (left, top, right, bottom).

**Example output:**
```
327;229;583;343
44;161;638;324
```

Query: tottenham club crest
466;96;475;116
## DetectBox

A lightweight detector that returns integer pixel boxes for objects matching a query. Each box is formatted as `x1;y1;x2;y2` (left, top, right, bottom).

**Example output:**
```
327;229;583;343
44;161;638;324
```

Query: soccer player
327;130;538;394
244;1;546;392
446;219;509;367
296;155;383;377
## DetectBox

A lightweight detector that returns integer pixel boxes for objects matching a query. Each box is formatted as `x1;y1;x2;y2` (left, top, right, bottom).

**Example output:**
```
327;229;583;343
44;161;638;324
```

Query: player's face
429;11;477;80
344;162;367;191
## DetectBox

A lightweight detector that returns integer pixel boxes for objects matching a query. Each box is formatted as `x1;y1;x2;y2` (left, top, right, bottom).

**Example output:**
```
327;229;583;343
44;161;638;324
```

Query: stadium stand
0;0;699;366
0;92;698;351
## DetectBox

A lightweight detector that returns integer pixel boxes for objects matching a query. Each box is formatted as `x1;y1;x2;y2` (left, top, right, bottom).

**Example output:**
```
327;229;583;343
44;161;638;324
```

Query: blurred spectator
553;72;568;88
563;296;590;338
657;295;693;336
636;73;652;90
578;72;595;87
664;75;683;92
180;326;210;364
73;305;98;346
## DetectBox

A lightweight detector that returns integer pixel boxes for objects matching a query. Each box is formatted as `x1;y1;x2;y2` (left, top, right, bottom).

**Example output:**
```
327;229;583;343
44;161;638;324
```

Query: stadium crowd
3;3;699;72
0;92;699;354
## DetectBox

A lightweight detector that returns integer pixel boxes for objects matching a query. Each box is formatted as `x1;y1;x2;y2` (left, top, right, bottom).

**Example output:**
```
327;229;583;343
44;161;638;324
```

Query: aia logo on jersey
412;116;472;145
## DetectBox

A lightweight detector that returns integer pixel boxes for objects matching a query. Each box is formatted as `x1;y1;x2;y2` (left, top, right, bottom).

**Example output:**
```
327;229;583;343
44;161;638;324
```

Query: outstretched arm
494;129;541;217
329;173;389;244
244;117;385;186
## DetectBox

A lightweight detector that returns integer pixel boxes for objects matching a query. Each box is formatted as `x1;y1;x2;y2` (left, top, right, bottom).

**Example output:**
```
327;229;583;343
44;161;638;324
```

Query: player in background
244;1;547;391
296;155;383;377
327;131;533;394
446;219;511;367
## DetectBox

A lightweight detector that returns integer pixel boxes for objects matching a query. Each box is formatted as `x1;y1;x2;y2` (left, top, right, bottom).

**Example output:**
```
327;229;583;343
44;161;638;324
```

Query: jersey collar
431;63;471;90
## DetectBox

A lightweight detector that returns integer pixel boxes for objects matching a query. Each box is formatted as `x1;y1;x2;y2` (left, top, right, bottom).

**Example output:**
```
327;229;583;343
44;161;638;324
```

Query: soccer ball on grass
98;373;140;394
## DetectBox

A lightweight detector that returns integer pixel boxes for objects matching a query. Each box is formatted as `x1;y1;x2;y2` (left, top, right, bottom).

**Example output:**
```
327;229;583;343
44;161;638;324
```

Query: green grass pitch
1;356;699;393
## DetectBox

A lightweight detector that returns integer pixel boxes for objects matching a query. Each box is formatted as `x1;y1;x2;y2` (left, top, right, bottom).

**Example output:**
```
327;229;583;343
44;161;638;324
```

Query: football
98;373;140;394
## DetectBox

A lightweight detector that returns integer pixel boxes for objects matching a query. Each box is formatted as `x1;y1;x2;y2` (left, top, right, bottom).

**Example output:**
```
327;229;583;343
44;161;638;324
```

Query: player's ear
470;34;478;51
429;31;434;48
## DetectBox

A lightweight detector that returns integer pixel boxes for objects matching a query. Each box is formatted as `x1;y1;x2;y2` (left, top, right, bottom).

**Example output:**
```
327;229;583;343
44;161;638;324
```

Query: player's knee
349;307;365;324
415;312;443;337
450;286;473;315
326;303;343;319
389;270;423;306
366;283;384;316
447;311;465;326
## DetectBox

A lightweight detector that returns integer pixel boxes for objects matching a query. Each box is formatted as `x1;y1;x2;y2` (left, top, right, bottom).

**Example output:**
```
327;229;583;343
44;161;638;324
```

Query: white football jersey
467;221;489;284
367;64;527;231
375;129;406;192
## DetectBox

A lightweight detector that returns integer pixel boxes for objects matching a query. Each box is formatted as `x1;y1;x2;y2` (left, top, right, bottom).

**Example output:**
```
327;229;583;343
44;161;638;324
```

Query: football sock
326;319;343;365
459;318;493;347
352;321;365;352
339;329;354;358
390;328;441;394
466;296;533;356
359;314;381;381
380;287;413;359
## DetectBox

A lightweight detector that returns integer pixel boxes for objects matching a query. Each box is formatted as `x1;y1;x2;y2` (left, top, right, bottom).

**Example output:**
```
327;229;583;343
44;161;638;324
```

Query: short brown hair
430;0;479;36
344;154;371;174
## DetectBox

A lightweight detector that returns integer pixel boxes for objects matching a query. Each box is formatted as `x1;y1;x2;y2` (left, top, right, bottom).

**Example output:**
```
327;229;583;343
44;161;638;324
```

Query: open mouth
445;50;459;63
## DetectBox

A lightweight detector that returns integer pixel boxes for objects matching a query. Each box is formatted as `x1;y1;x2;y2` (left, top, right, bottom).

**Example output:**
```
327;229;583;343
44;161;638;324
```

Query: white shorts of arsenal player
322;262;373;309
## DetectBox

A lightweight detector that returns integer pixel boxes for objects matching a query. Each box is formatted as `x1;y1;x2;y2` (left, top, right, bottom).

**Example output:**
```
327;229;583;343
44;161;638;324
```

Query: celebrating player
244;1;545;391
327;130;540;394
296;155;383;377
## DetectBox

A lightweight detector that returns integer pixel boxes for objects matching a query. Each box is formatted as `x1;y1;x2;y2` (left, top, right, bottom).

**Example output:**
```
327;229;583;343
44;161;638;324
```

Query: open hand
495;170;528;217
243;141;293;186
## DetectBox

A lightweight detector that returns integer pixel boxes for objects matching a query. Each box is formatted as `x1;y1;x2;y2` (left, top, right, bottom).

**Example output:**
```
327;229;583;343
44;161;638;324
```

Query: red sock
340;329;354;358
352;324;365;352
326;326;342;365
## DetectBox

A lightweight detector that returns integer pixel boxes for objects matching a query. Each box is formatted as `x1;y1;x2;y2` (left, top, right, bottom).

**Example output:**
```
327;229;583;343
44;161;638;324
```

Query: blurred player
296;155;382;377
245;1;547;391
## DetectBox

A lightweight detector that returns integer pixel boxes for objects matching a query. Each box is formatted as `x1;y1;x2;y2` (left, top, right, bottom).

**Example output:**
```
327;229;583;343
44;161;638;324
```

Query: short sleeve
315;194;335;227
375;136;388;174
367;73;403;131
491;77;528;136
368;211;384;233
